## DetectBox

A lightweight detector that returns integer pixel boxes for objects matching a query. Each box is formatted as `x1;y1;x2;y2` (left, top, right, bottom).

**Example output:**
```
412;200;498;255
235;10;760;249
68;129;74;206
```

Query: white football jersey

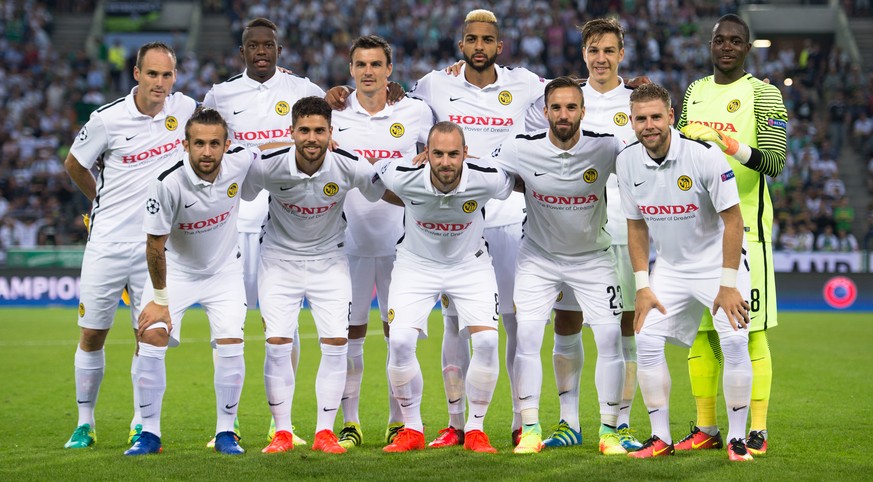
203;69;326;233
69;88;197;242
581;79;635;245
333;94;434;257
143;146;257;275
408;64;547;228
243;147;384;260
375;157;514;264
493;129;624;261
616;128;742;276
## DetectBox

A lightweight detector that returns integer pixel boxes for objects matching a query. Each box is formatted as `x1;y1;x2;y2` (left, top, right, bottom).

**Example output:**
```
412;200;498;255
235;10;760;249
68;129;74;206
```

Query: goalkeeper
676;13;787;456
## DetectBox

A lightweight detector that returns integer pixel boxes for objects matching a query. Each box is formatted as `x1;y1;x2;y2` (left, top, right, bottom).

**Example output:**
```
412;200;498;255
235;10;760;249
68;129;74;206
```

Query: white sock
136;342;167;438
721;334;752;442
514;321;545;425
315;342;348;432
74;346;104;427
130;352;142;430
592;324;624;428
385;336;403;424
214;343;245;435
342;338;365;424
618;335;638;427
502;313;522;430
636;332;672;444
388;327;423;432
553;333;583;432
292;326;301;374
441;314;469;428
464;330;499;432
264;342;295;433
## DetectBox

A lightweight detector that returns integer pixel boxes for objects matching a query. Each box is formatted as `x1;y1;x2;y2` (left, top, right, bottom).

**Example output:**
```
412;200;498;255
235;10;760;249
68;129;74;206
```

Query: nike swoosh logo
751;357;765;362
225;403;239;410
534;172;546;177
558;390;569;396
606;402;619;406
322;407;338;412
519;395;533;401
338;127;350;132
450;97;463;102
448;398;461;404
400;402;414;408
648;409;658;414
653;445;671;456
633;181;645;187
732;405;748;412
691;437;716;449
688;355;701;360
613;310;623;316
126;134;138;141
280;186;293;191
341;397;349;401
185;201;197;208
77;400;92;404
692;100;703;105
410;201;424;205
474;414;484;418
140;403;153;408
233;110;246;115
268;401;284;406
619;405;630;411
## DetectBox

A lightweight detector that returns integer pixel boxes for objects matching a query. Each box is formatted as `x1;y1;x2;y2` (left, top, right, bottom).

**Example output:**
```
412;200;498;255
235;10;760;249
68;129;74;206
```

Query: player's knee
470;330;499;364
388;326;418;364
591;323;622;357
140;325;169;347
719;334;749;366
516;322;544;356
554;309;583;334
620;311;635;336
320;337;348;346
79;327;110;351
635;332;666;368
348;324;368;339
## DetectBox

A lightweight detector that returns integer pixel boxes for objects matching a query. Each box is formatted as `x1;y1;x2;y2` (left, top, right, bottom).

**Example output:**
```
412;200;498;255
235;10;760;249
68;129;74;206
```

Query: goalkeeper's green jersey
677;73;788;243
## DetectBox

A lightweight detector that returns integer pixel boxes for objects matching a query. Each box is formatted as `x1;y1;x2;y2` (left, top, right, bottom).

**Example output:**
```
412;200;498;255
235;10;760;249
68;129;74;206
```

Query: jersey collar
289;150;334;178
583;76;627;99
241;69;281;90
349;92;394;118
643;128;682;168
459;63;506;91
182;153;218;187
423;160;470;194
126;87;171;120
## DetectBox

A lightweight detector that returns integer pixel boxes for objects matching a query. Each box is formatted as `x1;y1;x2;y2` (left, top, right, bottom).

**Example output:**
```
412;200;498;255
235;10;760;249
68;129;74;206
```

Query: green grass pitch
1;308;871;480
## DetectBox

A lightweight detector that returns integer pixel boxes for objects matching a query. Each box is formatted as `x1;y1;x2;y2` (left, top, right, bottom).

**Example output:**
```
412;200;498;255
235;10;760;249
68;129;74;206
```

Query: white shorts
77;241;148;331
514;244;622;326
238;231;260;309
440;222;521;317
141;257;247;347
348;254;395;326
258;255;351;340
388;249;499;338
553;244;634;313
639;268;752;347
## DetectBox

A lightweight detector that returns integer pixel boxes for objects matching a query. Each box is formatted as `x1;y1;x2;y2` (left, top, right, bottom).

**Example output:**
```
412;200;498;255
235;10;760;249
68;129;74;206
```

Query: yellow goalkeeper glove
680;123;740;156
83;213;130;306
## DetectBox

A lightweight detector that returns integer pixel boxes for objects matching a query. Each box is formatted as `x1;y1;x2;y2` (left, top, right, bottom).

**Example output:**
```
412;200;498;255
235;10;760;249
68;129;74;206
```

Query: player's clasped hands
137;301;172;339
633;287;666;333
712;287;751;331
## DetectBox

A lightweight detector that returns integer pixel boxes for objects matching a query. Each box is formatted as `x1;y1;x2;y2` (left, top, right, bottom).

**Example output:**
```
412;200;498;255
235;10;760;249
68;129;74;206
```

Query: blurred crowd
1;0;873;265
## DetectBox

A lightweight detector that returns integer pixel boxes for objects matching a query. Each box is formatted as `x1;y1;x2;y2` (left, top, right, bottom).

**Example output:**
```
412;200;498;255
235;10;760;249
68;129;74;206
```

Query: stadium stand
0;0;870;263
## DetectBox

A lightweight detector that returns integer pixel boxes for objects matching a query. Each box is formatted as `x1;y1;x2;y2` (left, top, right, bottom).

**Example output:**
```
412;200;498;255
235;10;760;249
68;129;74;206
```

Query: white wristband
634;271;650;291
720;268;738;288
152;288;169;306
